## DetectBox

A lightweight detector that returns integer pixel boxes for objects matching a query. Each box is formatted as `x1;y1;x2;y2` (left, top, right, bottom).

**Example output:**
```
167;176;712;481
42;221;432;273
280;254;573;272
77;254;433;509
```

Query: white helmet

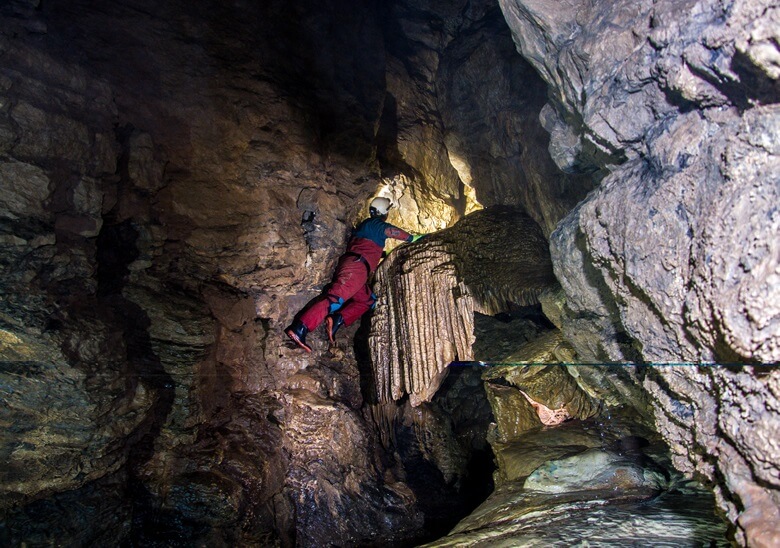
369;197;392;217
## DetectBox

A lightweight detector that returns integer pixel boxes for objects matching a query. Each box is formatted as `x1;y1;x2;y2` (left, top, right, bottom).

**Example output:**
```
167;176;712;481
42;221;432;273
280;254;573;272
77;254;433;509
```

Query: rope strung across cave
369;206;557;406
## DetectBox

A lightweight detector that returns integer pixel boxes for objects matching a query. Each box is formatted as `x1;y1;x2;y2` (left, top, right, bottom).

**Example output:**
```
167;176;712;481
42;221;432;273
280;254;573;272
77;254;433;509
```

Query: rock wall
7;0;775;544
498;0;780;544
0;3;147;514
381;1;596;236
499;0;779;363
0;0;420;544
0;0;595;545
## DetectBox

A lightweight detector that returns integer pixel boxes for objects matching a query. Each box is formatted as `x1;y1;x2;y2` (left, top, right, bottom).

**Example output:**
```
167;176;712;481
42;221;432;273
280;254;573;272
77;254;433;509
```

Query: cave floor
425;415;730;547
426;486;729;547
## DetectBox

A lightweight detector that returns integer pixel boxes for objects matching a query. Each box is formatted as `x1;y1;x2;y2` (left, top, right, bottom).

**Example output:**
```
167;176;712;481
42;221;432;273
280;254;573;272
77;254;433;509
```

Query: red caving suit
298;216;413;330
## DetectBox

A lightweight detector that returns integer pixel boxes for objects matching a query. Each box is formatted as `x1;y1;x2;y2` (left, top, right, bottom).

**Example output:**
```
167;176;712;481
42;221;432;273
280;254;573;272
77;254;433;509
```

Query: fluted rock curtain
369;206;557;406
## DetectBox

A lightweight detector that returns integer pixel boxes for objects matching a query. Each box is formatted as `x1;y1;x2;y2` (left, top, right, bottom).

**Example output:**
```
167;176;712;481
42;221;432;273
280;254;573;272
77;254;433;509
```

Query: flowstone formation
369;207;557;406
424;419;731;547
499;0;780;544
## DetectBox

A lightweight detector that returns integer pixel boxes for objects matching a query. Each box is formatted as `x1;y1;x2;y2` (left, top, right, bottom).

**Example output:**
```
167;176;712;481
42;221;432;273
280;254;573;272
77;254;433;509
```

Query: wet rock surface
424;412;730;548
426;485;729;547
523;447;666;494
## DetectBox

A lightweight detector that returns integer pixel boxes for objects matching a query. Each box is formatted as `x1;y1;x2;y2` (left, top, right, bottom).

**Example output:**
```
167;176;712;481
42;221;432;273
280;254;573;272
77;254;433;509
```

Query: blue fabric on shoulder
353;217;392;247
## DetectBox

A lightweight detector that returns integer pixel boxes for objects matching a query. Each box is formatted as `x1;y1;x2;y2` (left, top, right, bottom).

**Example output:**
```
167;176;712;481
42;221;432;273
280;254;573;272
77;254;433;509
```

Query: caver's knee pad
327;295;344;314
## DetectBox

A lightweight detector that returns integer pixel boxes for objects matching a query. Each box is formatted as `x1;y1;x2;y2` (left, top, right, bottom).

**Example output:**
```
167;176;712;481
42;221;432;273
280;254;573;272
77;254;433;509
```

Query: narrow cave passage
1;0;778;547
365;207;731;545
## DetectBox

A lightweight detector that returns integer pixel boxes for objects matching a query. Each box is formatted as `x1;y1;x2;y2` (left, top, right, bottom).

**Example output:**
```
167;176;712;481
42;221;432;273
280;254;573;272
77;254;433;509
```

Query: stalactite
370;207;556;406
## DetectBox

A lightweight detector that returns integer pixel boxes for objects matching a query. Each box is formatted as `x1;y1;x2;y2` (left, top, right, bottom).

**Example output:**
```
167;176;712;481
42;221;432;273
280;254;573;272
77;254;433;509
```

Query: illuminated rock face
370;207;557;406
376;0;596;237
499;0;780;544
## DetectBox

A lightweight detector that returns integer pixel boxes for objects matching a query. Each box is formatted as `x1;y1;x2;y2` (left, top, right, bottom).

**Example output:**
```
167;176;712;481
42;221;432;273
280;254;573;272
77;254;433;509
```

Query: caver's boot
325;313;344;344
285;320;312;352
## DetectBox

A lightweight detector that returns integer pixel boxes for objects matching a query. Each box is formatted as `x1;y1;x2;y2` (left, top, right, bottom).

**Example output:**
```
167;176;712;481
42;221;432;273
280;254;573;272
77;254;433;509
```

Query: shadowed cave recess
0;0;778;546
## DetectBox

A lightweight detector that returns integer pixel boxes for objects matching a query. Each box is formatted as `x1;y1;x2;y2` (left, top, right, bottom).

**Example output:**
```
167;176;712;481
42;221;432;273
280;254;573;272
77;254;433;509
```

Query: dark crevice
681;53;780;112
730;49;780;107
355;313;496;544
96;130;175;542
354;310;378;405
375;92;425;181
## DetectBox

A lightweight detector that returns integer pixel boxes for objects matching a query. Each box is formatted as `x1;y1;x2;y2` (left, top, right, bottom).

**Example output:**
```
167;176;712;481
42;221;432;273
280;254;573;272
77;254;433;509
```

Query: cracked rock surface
500;0;780;543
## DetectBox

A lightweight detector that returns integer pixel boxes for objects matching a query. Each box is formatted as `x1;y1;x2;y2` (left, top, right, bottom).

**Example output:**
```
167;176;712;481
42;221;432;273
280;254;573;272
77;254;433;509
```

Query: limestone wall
499;0;780;544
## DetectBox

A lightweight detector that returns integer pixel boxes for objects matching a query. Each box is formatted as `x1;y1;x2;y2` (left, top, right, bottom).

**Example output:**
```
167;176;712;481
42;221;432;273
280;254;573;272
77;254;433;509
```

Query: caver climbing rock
285;197;426;352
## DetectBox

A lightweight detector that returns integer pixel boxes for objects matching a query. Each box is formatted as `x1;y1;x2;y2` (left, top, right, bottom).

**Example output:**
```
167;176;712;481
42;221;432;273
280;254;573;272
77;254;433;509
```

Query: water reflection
424;410;730;547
